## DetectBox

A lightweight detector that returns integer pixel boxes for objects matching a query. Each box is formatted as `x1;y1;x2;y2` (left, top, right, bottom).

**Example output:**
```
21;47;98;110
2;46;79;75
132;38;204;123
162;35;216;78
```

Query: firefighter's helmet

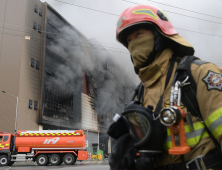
116;5;194;56
116;5;177;46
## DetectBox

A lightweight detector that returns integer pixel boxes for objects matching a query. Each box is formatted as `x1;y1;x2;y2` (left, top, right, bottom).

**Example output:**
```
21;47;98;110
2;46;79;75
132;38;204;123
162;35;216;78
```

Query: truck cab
0;131;13;166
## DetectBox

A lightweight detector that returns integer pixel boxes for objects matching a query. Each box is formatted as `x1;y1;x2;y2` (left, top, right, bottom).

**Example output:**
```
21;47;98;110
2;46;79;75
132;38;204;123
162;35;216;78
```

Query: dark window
47;34;54;40
0;136;2;143
29;100;33;109
33;22;37;30
36;61;40;70
31;58;35;67
34;5;38;13
38;25;41;33
3;136;9;142
39;8;42;16
34;101;38;110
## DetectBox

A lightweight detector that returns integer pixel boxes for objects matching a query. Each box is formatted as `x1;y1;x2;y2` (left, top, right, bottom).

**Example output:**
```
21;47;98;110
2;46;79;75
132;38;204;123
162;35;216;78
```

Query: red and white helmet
116;5;177;46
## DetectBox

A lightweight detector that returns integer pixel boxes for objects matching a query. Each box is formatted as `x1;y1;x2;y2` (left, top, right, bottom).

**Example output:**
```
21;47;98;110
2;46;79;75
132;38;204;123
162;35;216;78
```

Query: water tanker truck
0;130;87;166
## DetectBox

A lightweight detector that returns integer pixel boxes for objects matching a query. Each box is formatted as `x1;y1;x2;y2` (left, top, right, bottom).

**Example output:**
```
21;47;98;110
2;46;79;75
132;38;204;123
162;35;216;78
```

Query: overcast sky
40;0;222;85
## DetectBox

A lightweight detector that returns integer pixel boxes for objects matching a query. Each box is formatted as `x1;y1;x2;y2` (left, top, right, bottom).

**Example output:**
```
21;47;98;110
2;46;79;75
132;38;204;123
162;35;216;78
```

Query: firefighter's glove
107;116;129;139
109;133;136;170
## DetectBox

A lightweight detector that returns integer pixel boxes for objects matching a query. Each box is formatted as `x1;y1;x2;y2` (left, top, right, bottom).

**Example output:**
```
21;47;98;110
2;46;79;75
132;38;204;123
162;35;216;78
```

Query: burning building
0;0;135;155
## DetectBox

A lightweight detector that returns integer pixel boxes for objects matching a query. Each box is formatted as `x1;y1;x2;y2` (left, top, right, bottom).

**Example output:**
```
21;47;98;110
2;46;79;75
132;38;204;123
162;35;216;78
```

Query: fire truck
0;130;88;166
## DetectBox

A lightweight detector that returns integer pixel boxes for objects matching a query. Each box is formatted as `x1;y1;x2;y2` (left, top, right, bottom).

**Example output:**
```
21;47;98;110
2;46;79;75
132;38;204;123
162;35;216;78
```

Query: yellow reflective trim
212;123;222;139
5;144;9;146
184;122;204;132
201;130;209;138
133;9;158;20
205;107;222;127
167;128;171;135
166;141;173;149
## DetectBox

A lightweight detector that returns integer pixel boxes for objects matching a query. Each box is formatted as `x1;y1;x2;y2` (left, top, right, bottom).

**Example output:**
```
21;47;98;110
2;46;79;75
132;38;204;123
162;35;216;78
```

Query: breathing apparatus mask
108;83;167;169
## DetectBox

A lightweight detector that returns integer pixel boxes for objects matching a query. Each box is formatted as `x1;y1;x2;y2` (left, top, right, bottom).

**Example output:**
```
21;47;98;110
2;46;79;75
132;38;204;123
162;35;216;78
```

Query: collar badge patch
202;71;222;91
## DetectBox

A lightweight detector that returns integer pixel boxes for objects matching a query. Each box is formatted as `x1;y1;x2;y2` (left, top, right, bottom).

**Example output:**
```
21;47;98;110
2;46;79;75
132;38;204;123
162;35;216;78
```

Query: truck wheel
0;155;9;166
63;154;75;165
36;154;48;166
73;155;77;164
49;154;60;166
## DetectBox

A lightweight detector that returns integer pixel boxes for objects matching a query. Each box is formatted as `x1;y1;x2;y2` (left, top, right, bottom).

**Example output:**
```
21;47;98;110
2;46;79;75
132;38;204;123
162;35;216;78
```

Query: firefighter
109;4;222;170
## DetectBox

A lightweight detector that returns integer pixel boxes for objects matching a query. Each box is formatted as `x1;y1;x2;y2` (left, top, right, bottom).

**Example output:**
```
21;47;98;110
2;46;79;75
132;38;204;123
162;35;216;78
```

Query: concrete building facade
0;0;134;156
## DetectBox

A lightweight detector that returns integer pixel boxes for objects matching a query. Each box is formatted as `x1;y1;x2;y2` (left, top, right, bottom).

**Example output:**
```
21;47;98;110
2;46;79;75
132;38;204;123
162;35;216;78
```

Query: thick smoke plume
45;24;135;114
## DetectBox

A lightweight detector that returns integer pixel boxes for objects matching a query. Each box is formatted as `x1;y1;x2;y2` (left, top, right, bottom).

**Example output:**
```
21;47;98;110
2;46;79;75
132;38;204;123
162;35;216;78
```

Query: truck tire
36;154;48;166
63;154;76;165
0;155;9;166
49;154;60;166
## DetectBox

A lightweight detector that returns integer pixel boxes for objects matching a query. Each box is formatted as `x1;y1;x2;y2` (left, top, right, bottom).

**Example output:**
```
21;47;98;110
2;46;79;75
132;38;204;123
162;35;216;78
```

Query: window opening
31;58;35;67
34;5;38;13
38;25;41;33
0;136;2;143
29;100;33;109
36;61;40;70
39;8;42;16
33;22;37;30
34;101;38;110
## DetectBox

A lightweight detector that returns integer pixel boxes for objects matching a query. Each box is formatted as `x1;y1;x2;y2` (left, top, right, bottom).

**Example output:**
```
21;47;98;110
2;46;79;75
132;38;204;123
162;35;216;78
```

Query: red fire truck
0;130;88;166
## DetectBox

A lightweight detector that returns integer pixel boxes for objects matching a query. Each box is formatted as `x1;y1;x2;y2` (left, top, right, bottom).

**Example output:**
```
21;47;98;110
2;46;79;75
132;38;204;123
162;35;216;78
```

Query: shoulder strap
176;56;221;152
153;56;177;117
176;56;201;118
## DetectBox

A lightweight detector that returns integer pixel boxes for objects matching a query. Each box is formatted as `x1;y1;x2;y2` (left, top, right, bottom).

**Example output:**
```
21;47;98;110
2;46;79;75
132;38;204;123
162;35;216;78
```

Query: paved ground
0;160;110;170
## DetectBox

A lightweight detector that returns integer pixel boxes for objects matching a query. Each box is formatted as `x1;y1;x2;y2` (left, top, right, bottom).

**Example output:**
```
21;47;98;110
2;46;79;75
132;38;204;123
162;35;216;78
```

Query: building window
31;58;35;67
34;5;38;13
29;100;33;109
33;22;37;30
36;61;40;70
39;8;42;16
34;101;38;110
38;25;41;33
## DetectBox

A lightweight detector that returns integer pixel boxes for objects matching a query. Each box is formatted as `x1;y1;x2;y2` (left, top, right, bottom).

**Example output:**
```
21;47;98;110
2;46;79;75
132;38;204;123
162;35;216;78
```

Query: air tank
15;130;86;152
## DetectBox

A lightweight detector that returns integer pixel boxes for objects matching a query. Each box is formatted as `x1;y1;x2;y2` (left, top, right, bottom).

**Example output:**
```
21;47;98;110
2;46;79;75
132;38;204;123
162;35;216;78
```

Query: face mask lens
123;112;151;143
